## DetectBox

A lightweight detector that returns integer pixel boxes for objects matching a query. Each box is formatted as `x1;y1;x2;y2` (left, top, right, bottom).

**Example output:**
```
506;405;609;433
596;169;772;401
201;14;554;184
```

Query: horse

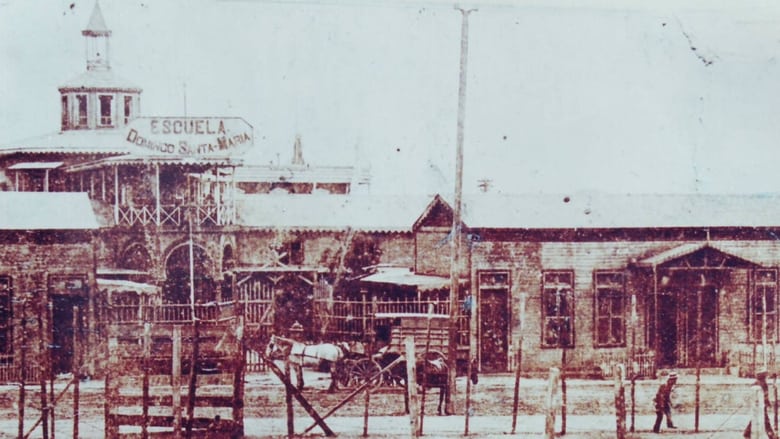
264;335;346;392
376;350;479;415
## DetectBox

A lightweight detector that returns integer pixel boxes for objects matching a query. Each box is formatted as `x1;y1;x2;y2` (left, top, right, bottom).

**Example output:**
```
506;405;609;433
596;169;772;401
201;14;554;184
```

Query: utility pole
447;4;476;415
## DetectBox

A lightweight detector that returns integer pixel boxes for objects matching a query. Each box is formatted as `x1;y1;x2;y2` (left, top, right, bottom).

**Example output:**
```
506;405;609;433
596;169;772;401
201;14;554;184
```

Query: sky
1;0;780;196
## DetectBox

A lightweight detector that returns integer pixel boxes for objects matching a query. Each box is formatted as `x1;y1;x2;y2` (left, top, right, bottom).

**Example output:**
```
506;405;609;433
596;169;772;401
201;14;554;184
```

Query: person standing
744;370;777;439
653;372;678;433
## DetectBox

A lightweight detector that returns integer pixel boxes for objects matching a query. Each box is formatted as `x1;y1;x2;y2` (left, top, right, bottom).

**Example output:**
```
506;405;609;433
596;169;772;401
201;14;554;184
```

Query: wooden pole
155;164;161;226
18;300;26;439
185;320;199;438
105;337;117;438
561;346;567;435
232;317;245;437
614;364;626;439
448;6;476;415
695;288;702;432
285;362;294;438
545;368;560;439
113;165;119;225
362;388;370;437
420;304;434;434
48;302;55;439
752;385;765;439
38;300;49;439
405;337;420;437
630;294;637;433
142;322;151;439
465;293;477;435
172;326;182;439
511;293;526;434
72;306;80;439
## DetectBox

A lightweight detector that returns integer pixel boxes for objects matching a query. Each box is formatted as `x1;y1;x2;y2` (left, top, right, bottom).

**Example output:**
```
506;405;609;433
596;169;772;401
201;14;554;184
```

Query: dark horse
377;351;479;415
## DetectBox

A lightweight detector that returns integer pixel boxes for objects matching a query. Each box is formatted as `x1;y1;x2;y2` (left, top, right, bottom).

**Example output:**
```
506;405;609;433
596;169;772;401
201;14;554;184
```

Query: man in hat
744;370;777;439
653;372;678;433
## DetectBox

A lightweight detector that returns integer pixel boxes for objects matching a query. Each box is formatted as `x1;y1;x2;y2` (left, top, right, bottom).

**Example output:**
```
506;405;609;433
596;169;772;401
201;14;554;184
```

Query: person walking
744;370;777;439
653;372;678;433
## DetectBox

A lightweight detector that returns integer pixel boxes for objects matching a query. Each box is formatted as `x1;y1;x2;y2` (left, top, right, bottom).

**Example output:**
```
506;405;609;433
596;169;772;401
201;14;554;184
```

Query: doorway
479;289;508;372
51;295;86;375
656;273;719;367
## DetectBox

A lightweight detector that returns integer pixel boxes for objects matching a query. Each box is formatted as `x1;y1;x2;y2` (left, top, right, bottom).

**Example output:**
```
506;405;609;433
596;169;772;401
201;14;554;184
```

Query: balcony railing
116;203;234;227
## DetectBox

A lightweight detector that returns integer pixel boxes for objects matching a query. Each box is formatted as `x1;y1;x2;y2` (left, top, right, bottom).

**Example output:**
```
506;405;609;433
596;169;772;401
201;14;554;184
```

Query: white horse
264;335;346;392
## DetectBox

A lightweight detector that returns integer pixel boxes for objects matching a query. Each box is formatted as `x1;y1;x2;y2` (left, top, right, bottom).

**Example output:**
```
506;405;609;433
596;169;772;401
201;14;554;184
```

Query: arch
222;245;235;273
119;242;152;272
163;242;215;304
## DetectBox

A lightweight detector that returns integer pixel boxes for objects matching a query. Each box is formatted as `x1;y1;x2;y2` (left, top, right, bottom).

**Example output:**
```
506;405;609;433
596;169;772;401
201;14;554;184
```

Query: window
76;95;88;127
753;269;777;342
61;96;69;129
99;95;113;126
124;96;133;124
0;277;12;356
594;271;626;347
542;271;574;347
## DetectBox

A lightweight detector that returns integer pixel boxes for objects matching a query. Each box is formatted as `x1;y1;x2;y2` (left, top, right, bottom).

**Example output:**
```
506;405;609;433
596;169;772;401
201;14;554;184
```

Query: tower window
61;96;69;130
124;96;132;124
99;95;113;126
76;95;88;127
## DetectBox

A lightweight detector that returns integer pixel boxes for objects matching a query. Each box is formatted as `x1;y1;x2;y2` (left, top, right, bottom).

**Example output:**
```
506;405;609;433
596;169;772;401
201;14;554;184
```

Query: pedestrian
653;371;678;433
744;370;777;439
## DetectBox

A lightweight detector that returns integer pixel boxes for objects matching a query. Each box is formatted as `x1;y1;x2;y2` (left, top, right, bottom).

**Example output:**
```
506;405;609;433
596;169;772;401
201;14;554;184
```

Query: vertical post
285;362;294;438
448;6;476;414
752;385;765;439
630;294;637;432
188;215;196;319
362;388;370;437
72;306;80;439
185;320;200;438
465;292;477;435
155;164;161;226
545;367;560;439
101;169;106;201
695;288;702;432
105;337;118;438
38;300;49;439
560;346;567;435
405;337;420;437
172;325;182;439
215;169;222;225
232;316;245;437
420;303;434;435
113;165;119;225
18;300;26;439
48;302;55;439
511;293;526;434
614;364;626;439
44;169;50;192
142;322;151;439
763;286;769;370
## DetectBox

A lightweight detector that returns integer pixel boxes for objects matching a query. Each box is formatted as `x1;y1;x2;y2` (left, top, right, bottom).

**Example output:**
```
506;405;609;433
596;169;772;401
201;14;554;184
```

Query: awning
360;268;464;292
65;154;242;172
8;161;63;170
96;278;159;295
637;241;763;268
97;268;149;277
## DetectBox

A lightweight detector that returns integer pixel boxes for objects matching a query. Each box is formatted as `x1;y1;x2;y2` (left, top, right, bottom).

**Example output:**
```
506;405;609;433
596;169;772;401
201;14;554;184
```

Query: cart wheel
335;359;354;388
350;358;383;388
424;350;447;364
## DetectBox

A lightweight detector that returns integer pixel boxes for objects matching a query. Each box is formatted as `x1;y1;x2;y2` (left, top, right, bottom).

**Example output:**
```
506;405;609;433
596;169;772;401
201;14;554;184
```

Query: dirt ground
0;369;769;438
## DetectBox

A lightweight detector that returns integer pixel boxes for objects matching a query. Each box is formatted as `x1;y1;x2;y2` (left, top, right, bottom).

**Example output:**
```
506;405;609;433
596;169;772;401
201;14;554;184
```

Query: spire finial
292;135;305;166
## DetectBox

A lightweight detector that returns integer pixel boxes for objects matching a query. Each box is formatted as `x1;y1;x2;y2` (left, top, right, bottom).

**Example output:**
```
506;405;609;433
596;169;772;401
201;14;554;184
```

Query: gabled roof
360;267;462;292
0;192;99;230
236;194;434;233
0;130;131;156
637;242;763;268
416;193;780;230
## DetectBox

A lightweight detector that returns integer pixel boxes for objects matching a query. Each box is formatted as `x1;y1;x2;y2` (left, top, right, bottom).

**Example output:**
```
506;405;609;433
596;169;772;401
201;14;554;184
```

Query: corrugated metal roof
0;130;131;155
360;267;455;291
430;193;780;229
8;162;64;170
236;193;433;232
65;154;242;172
0;192;99;230
96;279;158;295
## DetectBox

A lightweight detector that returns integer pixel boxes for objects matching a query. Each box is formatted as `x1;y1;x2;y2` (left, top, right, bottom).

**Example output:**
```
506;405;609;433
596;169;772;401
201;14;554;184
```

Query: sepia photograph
1;0;780;437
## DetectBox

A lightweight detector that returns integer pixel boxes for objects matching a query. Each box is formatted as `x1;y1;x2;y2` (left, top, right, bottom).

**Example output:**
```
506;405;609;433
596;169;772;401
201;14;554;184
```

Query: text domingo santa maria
125;117;252;156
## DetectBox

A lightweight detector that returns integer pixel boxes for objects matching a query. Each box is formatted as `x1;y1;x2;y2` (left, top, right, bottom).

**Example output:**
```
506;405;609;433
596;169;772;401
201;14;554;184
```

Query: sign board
124;117;253;157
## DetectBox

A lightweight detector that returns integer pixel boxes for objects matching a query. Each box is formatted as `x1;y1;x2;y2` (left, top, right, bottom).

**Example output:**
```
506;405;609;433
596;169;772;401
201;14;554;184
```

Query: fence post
511;293;526;434
545;367;560;439
38;300;49;439
72;306;80;439
172;325;182;439
362;388;370;437
614;364;626;439
404;336;420;437
142;322;151;439
285;362;294;438
751;384;765;439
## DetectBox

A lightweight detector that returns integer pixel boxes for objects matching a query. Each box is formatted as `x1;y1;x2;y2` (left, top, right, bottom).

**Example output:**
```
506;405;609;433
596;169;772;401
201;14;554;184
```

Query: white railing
116;204;234;227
